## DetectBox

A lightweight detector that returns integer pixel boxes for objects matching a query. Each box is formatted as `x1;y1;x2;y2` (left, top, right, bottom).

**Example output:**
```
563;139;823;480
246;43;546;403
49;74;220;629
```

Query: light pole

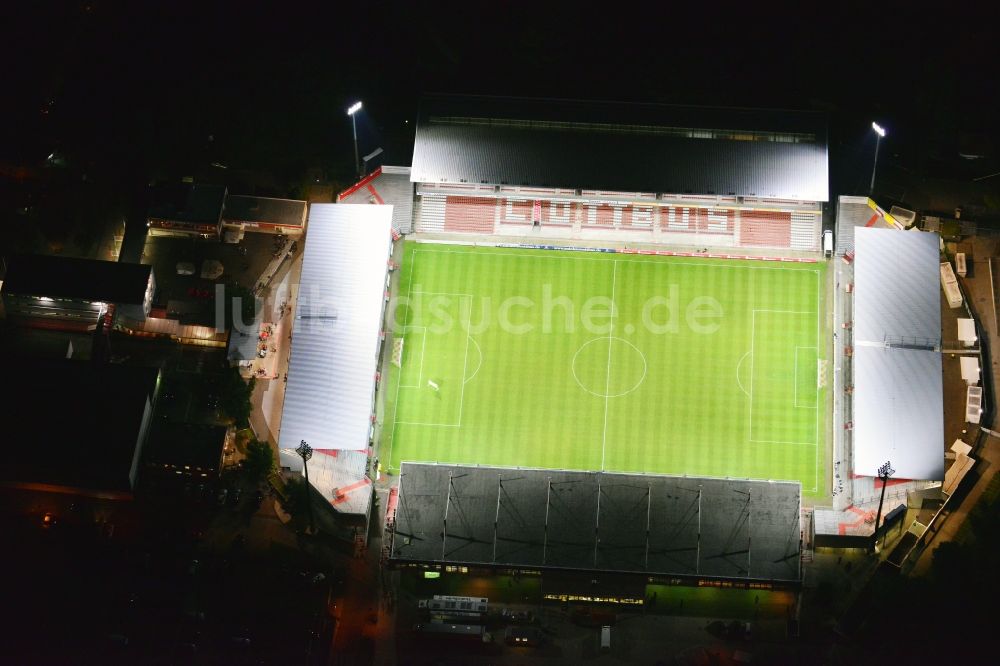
872;460;894;554
869;122;886;195
347;101;362;179
296;439;316;535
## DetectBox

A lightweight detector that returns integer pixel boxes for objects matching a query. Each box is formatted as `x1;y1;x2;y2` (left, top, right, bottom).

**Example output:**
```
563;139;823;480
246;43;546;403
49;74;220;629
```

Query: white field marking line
387;246;419;471
794;346;819;408
413;248;821;272
748;309;817;448
464;336;483;385
571;337;648;398
458;314;471;424
815;268;822;495
410;291;476;298
394;421;461;428
393;294;474;430
601;260;618;472
749;310;756;441
735;351;751;397
748;439;820;447
398;326;426;389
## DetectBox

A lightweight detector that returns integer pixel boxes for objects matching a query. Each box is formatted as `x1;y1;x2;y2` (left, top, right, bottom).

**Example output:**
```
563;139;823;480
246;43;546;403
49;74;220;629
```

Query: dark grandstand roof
222;195;307;227
1;359;159;495
2;254;152;304
412;94;829;201
148;183;226;225
144;422;226;473
392;463;801;583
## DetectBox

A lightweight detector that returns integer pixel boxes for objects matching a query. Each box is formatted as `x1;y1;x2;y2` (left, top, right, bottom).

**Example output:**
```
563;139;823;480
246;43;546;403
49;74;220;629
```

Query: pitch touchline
386;248;419;470
413;249;822;273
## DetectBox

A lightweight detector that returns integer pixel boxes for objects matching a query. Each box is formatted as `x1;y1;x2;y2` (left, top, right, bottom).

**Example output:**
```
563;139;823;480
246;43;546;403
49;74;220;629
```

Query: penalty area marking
736;351;751;397
464;336;483;385
748;309;818;449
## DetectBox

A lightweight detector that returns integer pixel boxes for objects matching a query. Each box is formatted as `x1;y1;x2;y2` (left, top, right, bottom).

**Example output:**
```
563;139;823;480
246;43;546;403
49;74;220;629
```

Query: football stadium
283;95;948;589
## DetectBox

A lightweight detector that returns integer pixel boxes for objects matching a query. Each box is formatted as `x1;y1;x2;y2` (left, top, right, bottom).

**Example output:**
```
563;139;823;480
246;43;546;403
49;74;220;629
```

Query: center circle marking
572;336;648;398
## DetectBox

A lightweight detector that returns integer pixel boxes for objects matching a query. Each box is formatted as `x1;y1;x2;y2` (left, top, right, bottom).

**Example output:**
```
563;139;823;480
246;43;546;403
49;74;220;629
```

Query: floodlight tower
347;101;363;178
872;460;895;553
296;439;316;535
869;122;887;195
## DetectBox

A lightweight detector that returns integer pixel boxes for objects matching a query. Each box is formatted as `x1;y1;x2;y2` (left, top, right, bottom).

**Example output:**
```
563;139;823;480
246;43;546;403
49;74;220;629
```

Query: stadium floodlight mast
869;122;887;195
347;101;363;178
872;460;895;554
296;439;316;535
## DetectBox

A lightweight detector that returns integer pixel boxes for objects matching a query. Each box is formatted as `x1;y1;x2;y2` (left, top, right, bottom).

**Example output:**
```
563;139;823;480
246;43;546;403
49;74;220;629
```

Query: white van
823;230;833;258
600;625;611;651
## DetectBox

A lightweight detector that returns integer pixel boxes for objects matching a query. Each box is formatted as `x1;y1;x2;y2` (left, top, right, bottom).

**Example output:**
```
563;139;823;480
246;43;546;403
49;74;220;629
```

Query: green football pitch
384;243;828;497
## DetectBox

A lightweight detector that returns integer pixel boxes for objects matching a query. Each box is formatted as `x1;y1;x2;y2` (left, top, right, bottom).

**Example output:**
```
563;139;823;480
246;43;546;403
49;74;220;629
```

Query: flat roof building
222;195;308;236
147;183;227;239
0;359;160;499
1;254;155;332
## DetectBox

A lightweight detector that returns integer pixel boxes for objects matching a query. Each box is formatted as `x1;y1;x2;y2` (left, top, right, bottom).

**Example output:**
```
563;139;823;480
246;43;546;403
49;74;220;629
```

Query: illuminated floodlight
871;122;886;137
347;101;363;177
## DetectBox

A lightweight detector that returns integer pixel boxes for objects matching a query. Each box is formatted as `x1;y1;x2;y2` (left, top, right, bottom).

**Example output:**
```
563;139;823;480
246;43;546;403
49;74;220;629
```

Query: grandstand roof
852;227;944;481
391;463;801;583
278;204;392;452
854;227;941;345
412;94;828;202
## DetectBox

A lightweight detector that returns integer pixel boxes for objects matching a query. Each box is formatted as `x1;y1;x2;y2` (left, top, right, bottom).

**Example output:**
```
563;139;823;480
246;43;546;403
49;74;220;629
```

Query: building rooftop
0;359;159;496
144;422;227;474
222;195;307;228
412;94;829;201
2;253;152;305
148;183;226;225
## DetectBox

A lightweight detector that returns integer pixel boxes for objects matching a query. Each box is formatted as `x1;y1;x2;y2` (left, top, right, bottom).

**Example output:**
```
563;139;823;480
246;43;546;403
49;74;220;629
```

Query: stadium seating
738;210;792;248
443;196;497;233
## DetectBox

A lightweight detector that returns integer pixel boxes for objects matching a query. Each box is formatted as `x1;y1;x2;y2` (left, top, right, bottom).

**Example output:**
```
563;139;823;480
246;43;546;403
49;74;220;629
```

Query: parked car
229;487;242;506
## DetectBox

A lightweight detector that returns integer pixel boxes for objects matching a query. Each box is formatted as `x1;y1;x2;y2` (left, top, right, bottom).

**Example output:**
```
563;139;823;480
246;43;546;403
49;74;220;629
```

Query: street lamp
872;460;895;554
296;439;316;535
347;101;363;178
869;122;886;195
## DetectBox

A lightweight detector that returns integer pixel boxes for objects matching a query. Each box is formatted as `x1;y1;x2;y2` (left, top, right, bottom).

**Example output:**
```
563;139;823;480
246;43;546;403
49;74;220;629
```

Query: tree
282;477;311;520
244;439;275;483
219;367;255;427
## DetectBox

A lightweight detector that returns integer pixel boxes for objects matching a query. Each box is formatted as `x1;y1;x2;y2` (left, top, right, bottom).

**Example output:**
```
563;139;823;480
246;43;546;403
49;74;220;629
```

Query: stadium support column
543;479;552;565
644;484;652;570
594;478;602;569
747;489;752;578
696;486;702;575
872;461;895;554
443;471;454;561
493;475;502;564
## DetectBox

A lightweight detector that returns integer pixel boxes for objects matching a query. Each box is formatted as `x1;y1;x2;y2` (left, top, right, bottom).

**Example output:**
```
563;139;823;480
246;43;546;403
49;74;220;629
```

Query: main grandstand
283;95;947;586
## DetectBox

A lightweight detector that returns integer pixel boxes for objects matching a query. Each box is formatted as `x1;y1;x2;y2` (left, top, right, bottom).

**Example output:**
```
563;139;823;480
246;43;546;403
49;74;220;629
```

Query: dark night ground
1;2;1000;664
